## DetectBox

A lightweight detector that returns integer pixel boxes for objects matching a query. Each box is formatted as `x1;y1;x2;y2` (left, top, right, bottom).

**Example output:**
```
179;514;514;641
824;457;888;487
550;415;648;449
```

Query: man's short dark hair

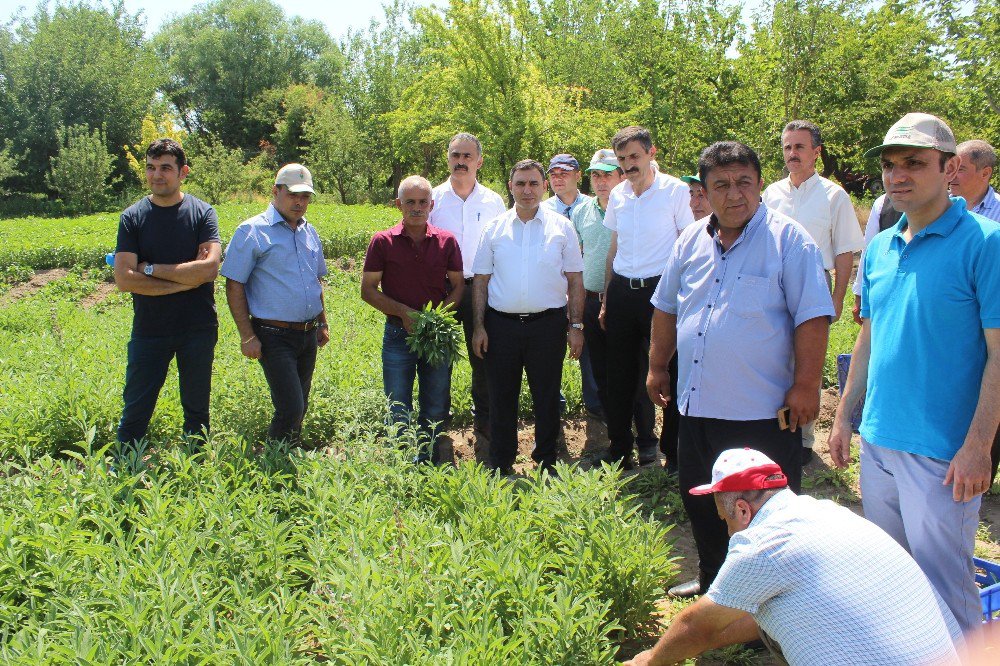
449;132;482;156
612;126;653;153
939;151;956;171
146;138;187;169
782;120;822;148
509;159;545;182
698;141;762;183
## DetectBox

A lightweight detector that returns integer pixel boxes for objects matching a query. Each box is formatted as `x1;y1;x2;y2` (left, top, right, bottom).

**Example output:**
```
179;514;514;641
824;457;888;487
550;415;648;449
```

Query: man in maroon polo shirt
362;175;466;463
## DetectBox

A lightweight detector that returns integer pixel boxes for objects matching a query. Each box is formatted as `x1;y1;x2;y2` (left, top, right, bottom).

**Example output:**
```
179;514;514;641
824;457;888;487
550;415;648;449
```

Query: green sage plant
406;302;464;367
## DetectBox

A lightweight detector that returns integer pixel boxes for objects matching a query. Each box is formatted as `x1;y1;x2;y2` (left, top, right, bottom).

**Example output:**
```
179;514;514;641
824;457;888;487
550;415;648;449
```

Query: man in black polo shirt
113;138;221;446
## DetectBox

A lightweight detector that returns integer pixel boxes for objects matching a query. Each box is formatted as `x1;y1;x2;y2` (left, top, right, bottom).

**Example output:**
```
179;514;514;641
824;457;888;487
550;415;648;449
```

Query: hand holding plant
405;302;463;367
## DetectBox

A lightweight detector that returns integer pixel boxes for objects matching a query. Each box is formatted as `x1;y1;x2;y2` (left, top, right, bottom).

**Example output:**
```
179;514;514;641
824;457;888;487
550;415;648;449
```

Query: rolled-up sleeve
651;238;683;314
782;229;835;326
830;188;864;256
220;225;257;284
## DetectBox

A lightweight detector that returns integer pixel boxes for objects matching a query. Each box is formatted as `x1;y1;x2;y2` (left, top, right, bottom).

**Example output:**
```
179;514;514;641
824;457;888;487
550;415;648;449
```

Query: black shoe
489;464;515;477
667;578;702;598
638;444;659;466
801;448;814;466
664;460;679;476
591;450;635;471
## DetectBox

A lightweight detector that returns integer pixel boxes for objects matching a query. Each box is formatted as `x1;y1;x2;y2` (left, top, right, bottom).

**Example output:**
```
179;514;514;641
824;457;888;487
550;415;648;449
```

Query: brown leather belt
253;317;319;331
585;290;603;300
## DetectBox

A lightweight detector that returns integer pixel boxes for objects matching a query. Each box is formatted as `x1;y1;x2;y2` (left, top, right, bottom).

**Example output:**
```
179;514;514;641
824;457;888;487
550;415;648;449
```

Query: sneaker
801;448;815;466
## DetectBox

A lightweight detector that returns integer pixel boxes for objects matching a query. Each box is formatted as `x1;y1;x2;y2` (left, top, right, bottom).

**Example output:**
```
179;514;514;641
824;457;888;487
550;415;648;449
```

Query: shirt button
693;360;699;364
721;257;726;261
715;279;720;283
698;332;702;336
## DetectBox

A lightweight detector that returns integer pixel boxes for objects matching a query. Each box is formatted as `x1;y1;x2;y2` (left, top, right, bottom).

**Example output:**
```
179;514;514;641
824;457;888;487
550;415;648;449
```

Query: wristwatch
569;322;584;331
143;263;154;276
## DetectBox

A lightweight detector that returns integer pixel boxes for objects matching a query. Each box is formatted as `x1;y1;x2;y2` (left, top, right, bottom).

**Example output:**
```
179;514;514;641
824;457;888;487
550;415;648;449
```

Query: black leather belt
488;306;564;322
613;272;660;290
585;290;603;300
253;317;320;331
464;277;474;285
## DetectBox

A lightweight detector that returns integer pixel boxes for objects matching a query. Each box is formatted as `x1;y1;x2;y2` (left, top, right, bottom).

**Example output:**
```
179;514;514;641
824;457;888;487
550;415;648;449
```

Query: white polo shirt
429;179;507;278
472;206;584;314
762;172;863;270
603;171;695;279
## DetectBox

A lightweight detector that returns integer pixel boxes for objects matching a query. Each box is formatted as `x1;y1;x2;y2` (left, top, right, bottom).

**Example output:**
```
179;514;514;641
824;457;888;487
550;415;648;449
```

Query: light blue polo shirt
860;198;1000;460
220;204;328;322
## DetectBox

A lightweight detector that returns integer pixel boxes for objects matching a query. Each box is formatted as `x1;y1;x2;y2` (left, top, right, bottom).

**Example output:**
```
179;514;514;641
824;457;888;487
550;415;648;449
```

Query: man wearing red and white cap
624;448;962;666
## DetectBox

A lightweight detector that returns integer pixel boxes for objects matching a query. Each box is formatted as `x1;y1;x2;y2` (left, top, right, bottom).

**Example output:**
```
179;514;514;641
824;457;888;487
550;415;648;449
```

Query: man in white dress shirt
471;159;585;475
597;126;695;469
763;120;863;464
428;132;507;437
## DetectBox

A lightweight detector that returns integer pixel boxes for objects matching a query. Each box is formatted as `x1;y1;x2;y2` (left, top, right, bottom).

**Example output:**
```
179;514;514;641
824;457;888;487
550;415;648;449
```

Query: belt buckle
628;277;645;289
517;312;531;321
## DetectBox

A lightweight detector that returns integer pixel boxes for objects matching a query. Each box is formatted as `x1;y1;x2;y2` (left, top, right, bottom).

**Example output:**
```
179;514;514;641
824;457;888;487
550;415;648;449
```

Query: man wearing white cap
680;174;712;220
624;448;963;666
830;113;1000;631
221;163;330;441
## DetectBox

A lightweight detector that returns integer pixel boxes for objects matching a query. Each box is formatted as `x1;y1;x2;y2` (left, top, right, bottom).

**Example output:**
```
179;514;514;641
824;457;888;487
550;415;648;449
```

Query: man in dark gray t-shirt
113;139;221;447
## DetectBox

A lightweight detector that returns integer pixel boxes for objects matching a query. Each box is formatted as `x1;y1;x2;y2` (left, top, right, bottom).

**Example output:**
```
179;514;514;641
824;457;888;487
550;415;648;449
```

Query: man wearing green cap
830;112;1000;631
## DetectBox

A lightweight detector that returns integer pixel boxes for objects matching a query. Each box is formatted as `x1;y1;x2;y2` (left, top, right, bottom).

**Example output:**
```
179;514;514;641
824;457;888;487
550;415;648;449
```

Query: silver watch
143;263;154;276
569;322;584;331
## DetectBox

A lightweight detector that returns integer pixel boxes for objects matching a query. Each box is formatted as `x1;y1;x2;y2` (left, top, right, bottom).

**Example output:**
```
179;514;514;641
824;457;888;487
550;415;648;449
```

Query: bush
46;124;119;214
184;135;273;204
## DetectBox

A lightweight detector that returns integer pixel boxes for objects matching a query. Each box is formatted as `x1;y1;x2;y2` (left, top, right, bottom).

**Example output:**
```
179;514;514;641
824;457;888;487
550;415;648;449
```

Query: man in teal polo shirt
830;113;1000;631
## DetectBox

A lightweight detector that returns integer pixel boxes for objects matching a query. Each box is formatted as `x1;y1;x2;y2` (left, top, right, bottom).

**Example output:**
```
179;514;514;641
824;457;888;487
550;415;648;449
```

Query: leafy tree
183;135;272;204
304;99;366;204
123;113;189;185
250;84;326;166
0;1;159;192
47;124;119;213
0;142;20;196
153;0;331;151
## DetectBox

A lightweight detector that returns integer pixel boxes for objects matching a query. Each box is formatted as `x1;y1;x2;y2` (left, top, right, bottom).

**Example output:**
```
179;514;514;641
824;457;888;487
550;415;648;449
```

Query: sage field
0;204;664;664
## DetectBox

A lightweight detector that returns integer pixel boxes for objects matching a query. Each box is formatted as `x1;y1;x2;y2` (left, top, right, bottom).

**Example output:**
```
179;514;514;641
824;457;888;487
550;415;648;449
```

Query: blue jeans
382;322;452;457
118;328;218;444
254;321;318;441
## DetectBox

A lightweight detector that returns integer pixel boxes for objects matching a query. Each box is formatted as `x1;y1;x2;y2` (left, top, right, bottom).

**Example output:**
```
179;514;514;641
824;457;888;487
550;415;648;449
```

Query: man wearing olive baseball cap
624;448;963;666
830;112;1000;631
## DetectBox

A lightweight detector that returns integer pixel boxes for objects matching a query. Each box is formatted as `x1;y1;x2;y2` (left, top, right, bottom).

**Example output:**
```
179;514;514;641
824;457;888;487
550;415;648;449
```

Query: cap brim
680;175;701;184
285;184;315;193
586;164;618;173
688;483;718;496
863;142;934;159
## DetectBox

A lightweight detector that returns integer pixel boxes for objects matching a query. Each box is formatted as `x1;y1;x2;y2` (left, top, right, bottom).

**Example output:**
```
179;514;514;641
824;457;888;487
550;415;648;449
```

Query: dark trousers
678;415;802;589
484;308;566;469
992;428;1000;483
253;321;318;441
603;275;679;461
456;282;490;425
118;328;217;444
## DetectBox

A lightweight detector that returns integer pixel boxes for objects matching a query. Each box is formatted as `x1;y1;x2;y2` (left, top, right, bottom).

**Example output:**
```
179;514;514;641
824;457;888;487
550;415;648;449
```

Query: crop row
0;203;398;271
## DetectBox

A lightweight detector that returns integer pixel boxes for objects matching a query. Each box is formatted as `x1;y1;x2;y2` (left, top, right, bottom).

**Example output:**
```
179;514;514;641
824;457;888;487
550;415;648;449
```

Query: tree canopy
0;0;993;208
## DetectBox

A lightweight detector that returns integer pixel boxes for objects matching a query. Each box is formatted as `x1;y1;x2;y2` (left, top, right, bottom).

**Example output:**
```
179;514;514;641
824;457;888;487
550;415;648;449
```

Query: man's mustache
453;164;469;172
625;167;640;174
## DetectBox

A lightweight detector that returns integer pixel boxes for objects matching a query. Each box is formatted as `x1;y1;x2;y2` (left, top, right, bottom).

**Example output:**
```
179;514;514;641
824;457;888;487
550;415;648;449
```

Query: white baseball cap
275;163;315;193
864;113;957;158
586;149;619;173
689;448;788;496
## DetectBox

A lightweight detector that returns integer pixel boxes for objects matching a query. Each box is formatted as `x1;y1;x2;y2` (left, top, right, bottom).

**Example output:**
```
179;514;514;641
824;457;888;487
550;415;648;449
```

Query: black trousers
678;415;802;590
456;282;490;426
603;274;679;461
254;321;318;441
484;308;566;469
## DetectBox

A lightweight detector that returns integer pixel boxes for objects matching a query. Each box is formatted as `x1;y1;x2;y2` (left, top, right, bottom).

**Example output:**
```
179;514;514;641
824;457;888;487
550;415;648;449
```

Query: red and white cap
689;448;788;496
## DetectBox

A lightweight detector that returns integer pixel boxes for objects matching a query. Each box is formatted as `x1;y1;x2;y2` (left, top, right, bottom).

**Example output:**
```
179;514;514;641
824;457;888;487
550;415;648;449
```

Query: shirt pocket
539;236;565;269
731;274;771;319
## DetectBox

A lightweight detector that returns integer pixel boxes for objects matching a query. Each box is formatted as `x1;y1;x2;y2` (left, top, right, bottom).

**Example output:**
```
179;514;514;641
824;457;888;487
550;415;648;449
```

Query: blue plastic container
105;252;115;267
975;557;1000;623
836;354;863;434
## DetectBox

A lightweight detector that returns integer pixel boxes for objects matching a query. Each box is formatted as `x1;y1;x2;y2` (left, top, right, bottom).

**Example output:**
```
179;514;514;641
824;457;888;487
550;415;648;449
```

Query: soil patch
2;268;68;302
80;280;118;308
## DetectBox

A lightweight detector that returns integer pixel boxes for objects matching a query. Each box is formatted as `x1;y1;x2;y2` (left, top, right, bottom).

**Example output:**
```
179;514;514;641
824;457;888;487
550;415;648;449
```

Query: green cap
680;175;702;185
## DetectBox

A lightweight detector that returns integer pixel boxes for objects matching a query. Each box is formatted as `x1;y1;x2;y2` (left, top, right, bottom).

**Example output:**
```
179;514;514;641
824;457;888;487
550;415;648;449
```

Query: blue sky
0;0;436;38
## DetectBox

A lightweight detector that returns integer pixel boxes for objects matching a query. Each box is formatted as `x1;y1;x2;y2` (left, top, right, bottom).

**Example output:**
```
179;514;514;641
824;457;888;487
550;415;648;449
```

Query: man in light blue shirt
221;164;329;442
624;449;963;666
647;141;832;597
831;114;1000;631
